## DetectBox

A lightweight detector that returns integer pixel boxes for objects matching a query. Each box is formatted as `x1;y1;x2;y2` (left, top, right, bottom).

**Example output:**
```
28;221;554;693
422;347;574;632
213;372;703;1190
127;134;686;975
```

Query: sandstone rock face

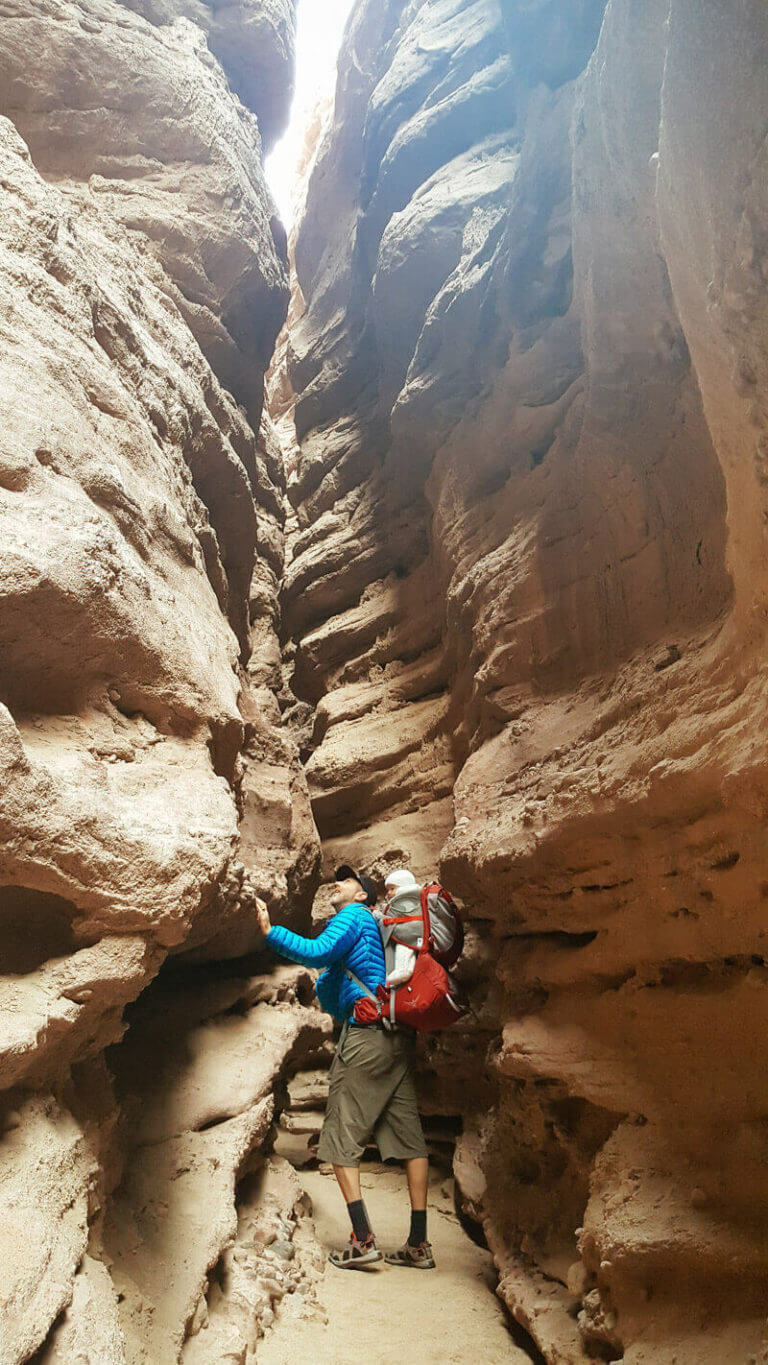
0;0;320;1355
116;0;297;152
101;967;329;1363
283;0;768;1359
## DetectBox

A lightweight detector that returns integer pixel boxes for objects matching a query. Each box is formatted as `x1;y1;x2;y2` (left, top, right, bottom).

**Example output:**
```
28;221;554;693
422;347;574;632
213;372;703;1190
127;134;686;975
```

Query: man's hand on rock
255;896;272;937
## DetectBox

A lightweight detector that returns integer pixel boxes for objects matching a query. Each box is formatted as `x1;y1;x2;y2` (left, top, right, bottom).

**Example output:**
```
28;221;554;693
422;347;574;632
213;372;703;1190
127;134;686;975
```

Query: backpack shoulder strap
345;966;377;1001
419;883;433;955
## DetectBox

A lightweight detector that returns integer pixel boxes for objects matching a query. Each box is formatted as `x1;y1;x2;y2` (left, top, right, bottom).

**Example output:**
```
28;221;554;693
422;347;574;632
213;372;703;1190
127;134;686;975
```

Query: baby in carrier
378;868;422;987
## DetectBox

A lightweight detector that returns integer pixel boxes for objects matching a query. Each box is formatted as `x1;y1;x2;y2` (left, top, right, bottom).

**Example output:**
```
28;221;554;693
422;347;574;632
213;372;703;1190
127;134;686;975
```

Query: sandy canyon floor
260;1164;534;1364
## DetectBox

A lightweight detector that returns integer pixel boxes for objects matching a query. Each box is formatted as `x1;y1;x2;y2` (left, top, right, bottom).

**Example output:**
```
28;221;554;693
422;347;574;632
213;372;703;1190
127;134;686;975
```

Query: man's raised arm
255;897;359;967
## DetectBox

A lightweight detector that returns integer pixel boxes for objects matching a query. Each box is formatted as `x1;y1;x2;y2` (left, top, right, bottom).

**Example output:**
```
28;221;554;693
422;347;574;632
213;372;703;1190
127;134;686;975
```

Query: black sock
409;1208;427;1245
347;1199;372;1242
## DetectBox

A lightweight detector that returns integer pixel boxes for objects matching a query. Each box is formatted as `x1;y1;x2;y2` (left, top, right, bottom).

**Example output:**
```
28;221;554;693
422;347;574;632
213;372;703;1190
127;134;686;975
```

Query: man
255;865;434;1270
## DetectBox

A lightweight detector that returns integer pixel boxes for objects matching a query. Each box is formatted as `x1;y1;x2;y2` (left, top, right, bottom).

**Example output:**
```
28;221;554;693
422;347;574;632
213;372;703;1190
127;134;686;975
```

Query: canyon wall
0;1;326;1359
283;1;768;1360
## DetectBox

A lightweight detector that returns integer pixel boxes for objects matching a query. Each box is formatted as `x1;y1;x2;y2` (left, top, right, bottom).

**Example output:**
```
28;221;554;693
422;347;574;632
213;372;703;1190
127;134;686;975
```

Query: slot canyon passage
3;0;768;1361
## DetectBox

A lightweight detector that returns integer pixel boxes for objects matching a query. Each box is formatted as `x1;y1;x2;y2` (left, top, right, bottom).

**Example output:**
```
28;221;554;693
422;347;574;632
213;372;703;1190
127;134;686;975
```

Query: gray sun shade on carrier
377;886;460;961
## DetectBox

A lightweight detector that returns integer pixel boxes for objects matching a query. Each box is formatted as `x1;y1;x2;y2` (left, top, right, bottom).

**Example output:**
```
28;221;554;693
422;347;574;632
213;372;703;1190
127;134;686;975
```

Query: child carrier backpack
349;882;465;1032
381;881;464;969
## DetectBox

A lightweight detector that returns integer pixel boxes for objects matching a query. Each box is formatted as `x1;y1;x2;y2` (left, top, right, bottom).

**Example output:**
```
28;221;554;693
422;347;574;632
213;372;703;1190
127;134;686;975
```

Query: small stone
566;1260;589;1298
653;642;682;671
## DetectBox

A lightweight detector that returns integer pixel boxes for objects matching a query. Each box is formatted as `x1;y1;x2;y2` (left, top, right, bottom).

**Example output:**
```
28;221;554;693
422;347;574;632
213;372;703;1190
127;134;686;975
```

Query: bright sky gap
265;0;356;227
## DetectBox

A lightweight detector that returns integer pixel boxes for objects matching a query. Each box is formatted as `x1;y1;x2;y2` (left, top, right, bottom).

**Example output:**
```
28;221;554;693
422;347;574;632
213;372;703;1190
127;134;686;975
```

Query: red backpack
350;883;465;1032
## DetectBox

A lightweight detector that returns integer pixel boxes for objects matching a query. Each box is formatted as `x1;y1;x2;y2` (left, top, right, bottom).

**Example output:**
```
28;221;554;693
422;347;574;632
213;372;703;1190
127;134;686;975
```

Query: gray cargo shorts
316;1023;428;1167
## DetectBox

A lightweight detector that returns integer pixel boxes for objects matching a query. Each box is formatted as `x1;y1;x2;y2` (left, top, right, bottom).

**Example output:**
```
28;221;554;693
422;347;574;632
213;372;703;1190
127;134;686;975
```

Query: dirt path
260;1164;534;1364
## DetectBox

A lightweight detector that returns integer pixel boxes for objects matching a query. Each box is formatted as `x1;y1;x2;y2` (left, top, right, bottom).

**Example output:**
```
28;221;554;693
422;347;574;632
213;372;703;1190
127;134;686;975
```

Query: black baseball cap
334;864;378;907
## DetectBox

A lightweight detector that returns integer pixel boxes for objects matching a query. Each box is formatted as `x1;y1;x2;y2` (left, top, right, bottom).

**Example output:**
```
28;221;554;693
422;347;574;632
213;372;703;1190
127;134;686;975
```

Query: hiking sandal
328;1233;383;1270
384;1241;436;1269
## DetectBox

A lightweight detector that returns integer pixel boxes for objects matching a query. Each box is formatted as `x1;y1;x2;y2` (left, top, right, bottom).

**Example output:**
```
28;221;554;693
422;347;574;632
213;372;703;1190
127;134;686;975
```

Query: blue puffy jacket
266;902;386;1021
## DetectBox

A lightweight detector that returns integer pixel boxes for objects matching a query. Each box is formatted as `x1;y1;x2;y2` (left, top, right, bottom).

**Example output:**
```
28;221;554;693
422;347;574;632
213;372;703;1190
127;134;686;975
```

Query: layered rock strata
281;1;768;1360
0;966;330;1365
0;0;320;1357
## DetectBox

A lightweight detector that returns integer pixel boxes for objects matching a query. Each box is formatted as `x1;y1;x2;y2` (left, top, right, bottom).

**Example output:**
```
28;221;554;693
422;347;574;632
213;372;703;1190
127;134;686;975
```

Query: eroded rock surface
282;1;768;1359
0;0;320;1355
101;966;330;1364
